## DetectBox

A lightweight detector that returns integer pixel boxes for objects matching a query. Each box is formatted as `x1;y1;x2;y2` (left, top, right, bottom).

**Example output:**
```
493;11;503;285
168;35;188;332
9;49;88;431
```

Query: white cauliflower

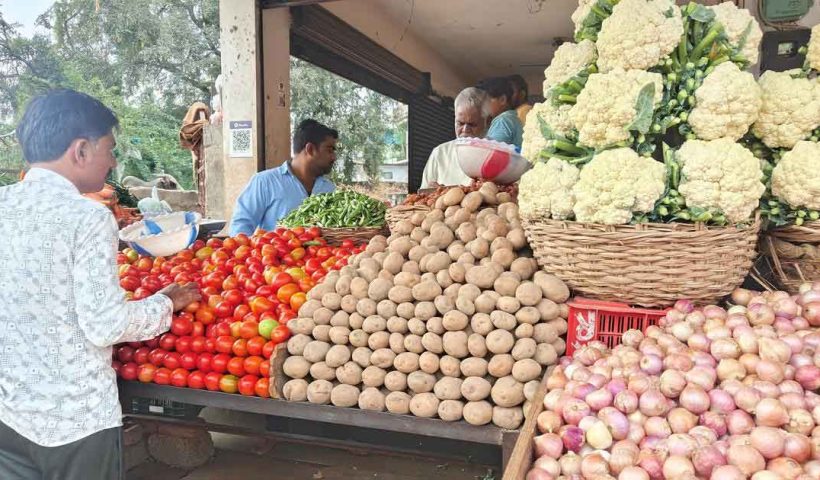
807;24;820;72
569;69;663;148
771;141;820;210
519;158;580;220
688;62;761;141
709;2;763;66
543;40;597;92
571;0;598;39
572;148;666;225
751;70;820;149
677;138;765;223
596;0;683;72
521;99;574;163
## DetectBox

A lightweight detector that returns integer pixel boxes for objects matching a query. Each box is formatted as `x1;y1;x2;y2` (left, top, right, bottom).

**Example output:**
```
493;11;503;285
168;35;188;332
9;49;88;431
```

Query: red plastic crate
565;297;669;356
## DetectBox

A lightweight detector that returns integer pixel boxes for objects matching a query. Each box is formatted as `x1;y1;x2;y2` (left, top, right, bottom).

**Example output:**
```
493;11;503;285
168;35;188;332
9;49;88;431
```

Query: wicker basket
319;226;388;246
522;214;762;307
386;205;431;233
754;221;820;293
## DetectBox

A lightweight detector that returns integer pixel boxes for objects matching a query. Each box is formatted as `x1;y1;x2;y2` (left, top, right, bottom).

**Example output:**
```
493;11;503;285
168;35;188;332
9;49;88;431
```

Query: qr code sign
229;120;253;157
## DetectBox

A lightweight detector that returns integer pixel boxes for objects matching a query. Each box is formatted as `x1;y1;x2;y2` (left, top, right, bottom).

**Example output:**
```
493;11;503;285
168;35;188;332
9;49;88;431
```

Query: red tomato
219;374;239;394
227;357;246;377
232;338;249;357
271;326;291;344
170;368;189;388
153;367;172;385
249;297;274;316
138;364;157;383
158;333;177;351
119;276;140;292
276;283;300;304
132;287;152;300
191;321;205;338
204;372;222;391
211;353;231;374
195;306;216;325
205;338;216;353
180;352;198;370
310;270;326;283
290;247;306;261
116;346;135;363
162;352;182;370
229;321;242;338
148;349;168;367
191;337;208;353
246;336;266;357
206;238;223;249
187;371;206;389
233;304;251;322
254;377;271;398
215;336;235;354
214;322;232;337
111;360;123;375
269;272;293;291
175;336;193;354
133;347;151;365
214;301;234;319
307;226;321;238
277;309;297;324
262;341;276;359
259;360;270;378
141;275;162;293
238;374;259;396
120;362;139;381
340;239;355;249
135;257;153;272
243;356;263;376
196;353;214;373
239;320;259;339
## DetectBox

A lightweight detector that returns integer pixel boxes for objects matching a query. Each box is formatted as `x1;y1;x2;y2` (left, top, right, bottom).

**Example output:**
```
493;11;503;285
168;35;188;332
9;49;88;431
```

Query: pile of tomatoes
112;227;363;397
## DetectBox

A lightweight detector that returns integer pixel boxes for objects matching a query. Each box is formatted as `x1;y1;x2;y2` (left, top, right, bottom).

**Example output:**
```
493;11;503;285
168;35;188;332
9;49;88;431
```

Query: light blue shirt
229;162;335;235
487;109;524;148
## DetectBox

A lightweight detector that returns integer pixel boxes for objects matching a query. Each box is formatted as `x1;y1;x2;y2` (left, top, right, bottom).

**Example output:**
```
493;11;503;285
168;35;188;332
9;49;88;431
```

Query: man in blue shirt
229;119;337;235
477;76;524;149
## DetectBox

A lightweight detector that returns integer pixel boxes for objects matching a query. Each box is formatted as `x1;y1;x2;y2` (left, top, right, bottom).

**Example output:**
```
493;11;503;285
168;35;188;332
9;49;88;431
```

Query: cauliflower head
709;3;763;66
677;138;765;223
751;70;820;149
570;69;663;148
571;0;597;38
543;40;597;92
595;0;683;72
688;62;761;141
519;158;580;220
572;148;666;225
521;99;574;163
771;141;820;210
807;24;820;72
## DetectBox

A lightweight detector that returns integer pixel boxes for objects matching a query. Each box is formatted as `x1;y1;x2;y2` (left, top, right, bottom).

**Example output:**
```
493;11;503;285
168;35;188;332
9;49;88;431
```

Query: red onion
804;302;820;326
644;417;671;438
639;354;663;375
753;380;782;399
621;330;644;348
675;299;695;313
680;385;710;414
795;365;820;391
618;466;649;480
537;410;562;434
666;433;698;457
725;315;749;330
524;469;554;480
709;388;736;414
806;460;820;478
614;390;638;414
688;333;711;352
786;409;815;436
586;388;613;411
559;425;584;453
779;379;804;395
670;321;694;342
739;354;761;374
580;452;610;478
749;303;776;326
750;426;785;459
759;338;792;364
757;359;786;384
639;389;668;416
790;353;813;369
598;407;629;440
732;288;754;306
578;415;597;432
767;457;804;479
703;305;727;320
638;452;664;480
710;464;746;480
699;411;728;437
727;444;766;476
543;390;564;412
687;365;718;390
780;392;807;410
793;316;810;330
712;338;742;359
628;374;652;395
546;369;567;390
727;409;755;435
718;358;747;383
626;423;645;444
775;297;800;319
775;317;797;333
668;407;697;433
690;425;719;446
640;435;663;451
570;382;595;400
532;456;560;477
562;398;591;425
707;325;732;341
734;386;762;414
659;369;686;398
558;451;581;475
587;373;608;389
756;398;790;427
533;433;563;458
663;455;695;478
693;444;727;477
784;433;812;463
606;378;627;396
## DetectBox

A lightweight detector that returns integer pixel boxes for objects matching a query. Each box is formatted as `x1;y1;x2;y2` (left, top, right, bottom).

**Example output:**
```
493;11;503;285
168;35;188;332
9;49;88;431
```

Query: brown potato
470;313;494;336
409;393;440;418
509;258;536;281
414;302;437;321
533;323;558;344
426;316;445;335
465;265;500;289
358;387;386;412
486;329;515;354
408;245;428;263
434;377;463;401
367;331;390;350
412;281;442;302
434;295;455;315
298;299;323;319
388;236;415;257
507;228;527;250
462;190;484;211
461;357;489;377
442;310;469;331
435;270;453;289
388;332;406;353
512;358;542;382
287;334;311;356
306;380;333;405
394;352;420;374
335;361;363;385
458;284;481;302
407;371;436;393
533;272;570;303
312;307;333;326
535;342;558;366
428;223;455;249
283;379;308;402
340;295;358;314
283;356;311;379
362;315;387;334
393;272;421;289
493;406;524;429
468;238;490;259
407;318;427;336
515;307;540;326
488;354;514;378
550;318;568;335
356;298;377;317
403;334;424;354
361;366;387;388
496;296;521;314
515;281;543;307
349;329;369;348
351;347;372;368
330;311;350;328
330;384;360;407
536;299;560;322
303;341;332;363
438;400;464;422
447;242;466;261
419;352;440;374
325;345;351;368
396;302;415;320
442;331;469;358
515;323;534;339
312;325;331;342
467;333;488;358
421;332;443;354
376;300;397;319
329;326;351;345
369;348;396;369
439;355;461;377
491;310;517;331
410;227;428;244
456;223;477;243
491;376;525;407
463;400;494;426
306;363;333;383
368;278;393;302
385;391;412;414
494;272;521;297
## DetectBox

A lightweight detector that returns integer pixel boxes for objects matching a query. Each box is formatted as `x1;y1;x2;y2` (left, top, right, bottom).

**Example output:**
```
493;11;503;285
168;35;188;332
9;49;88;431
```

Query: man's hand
157;282;202;312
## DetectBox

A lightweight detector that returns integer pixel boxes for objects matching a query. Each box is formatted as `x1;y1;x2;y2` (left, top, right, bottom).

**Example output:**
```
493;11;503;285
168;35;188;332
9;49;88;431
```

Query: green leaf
664;7;675;18
628;82;656;134
736;20;753;53
688;4;715;23
537;115;557;141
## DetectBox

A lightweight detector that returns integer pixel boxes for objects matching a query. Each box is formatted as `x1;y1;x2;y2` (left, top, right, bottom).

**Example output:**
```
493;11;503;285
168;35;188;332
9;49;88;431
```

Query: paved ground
127;432;497;480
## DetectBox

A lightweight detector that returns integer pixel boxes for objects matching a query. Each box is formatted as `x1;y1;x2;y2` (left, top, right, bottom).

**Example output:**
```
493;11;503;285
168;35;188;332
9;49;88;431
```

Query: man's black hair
508;74;529;97
293;119;338;154
16;89;119;164
476;77;514;102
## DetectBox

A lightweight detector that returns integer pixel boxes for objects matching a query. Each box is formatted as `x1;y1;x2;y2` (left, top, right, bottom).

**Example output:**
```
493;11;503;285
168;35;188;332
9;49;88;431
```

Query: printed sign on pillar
229;120;253;158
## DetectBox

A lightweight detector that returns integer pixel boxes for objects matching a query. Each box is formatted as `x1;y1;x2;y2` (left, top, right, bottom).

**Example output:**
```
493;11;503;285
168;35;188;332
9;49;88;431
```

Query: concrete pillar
217;0;262;224
262;8;292;170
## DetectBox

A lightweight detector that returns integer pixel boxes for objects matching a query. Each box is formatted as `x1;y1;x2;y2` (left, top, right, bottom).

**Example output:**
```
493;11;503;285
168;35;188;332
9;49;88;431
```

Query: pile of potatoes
283;183;570;429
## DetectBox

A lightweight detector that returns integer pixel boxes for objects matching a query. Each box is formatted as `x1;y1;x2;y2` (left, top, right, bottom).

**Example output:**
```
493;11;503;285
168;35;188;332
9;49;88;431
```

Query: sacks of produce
520;282;820;479
279;190;388;245
515;0;793;307
282;183;568;428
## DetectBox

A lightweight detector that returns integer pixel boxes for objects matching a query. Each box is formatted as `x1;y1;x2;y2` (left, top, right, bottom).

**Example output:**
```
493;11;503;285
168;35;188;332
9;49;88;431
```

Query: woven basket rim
769;221;820;243
521;214;761;234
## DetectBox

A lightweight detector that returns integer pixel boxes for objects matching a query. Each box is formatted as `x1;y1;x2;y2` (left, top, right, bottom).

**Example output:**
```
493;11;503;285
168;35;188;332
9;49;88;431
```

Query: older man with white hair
420;87;491;189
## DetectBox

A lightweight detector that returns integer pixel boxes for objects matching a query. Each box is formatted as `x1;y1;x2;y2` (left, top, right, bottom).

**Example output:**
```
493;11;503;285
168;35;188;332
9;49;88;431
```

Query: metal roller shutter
408;94;454;193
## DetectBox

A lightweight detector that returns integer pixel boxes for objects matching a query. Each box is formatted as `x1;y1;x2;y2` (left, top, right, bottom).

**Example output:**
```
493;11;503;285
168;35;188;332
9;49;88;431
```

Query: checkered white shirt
0;168;172;446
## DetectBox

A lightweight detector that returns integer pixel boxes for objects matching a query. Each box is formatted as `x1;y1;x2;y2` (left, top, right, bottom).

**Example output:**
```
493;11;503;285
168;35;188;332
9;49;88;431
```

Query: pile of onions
525;282;820;480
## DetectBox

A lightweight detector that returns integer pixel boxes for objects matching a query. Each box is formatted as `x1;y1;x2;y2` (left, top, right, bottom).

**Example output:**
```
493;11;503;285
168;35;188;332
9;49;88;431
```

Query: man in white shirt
420;87;491;189
0;89;200;479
